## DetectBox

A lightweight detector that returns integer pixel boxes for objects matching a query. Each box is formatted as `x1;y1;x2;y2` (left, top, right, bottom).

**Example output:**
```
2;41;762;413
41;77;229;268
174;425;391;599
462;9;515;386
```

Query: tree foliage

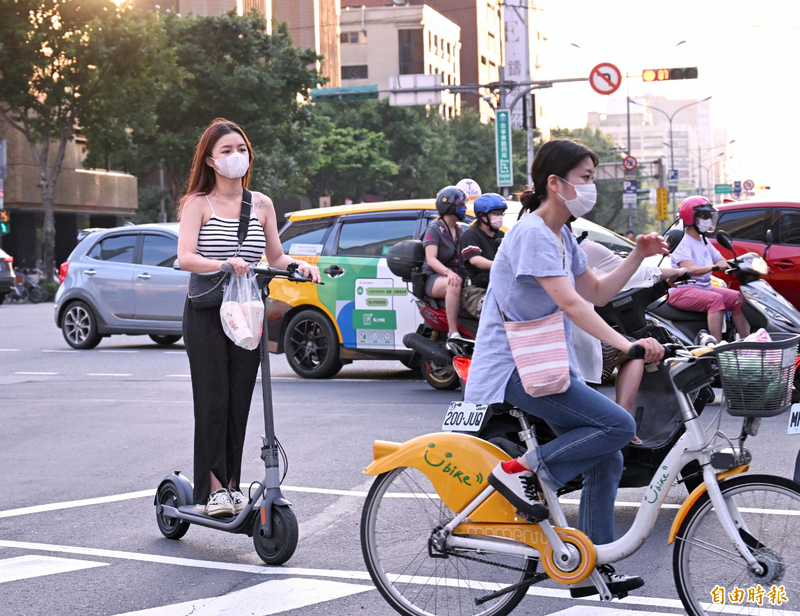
0;0;174;279
106;12;323;217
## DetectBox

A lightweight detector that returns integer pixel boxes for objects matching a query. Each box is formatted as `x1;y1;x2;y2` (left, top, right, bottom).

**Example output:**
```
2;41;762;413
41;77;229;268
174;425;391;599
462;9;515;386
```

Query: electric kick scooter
154;262;316;565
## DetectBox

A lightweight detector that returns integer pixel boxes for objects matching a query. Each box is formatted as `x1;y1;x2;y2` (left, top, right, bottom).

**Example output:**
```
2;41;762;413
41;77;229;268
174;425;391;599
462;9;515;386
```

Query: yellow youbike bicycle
360;334;800;616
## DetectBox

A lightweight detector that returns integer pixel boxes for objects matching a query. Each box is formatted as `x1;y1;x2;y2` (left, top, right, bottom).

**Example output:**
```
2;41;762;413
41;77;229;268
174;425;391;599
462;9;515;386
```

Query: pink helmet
678;196;716;228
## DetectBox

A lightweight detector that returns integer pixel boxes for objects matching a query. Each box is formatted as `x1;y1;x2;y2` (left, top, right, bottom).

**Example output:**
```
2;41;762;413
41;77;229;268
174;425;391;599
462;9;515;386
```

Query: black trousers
183;298;261;504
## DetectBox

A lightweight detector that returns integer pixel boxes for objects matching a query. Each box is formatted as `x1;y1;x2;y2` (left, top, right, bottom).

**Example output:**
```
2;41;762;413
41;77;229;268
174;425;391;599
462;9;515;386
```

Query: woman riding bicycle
464;139;666;597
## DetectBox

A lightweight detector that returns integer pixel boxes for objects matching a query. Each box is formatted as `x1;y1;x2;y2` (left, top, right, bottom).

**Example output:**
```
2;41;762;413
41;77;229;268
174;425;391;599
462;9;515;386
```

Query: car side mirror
716;230;736;256
173;258;181;270
763;229;773;260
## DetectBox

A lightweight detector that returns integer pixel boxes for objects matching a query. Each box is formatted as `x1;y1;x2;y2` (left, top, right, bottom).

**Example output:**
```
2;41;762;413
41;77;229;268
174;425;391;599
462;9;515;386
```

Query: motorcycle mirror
763;229;773;260
715;230;736;256
664;228;684;253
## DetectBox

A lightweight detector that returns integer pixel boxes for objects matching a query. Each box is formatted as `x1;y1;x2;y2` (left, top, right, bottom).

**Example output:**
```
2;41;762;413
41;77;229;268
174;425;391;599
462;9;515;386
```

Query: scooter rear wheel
253;505;298;566
420;360;460;390
155;482;190;540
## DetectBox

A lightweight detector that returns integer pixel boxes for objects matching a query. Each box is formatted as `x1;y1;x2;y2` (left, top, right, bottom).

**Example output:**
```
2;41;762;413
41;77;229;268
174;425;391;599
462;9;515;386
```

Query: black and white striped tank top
196;195;267;263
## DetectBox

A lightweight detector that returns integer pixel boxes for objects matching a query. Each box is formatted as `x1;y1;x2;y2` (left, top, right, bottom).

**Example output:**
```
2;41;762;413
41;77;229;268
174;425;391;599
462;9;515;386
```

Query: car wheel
62;300;102;349
149;334;182;346
283;309;342;379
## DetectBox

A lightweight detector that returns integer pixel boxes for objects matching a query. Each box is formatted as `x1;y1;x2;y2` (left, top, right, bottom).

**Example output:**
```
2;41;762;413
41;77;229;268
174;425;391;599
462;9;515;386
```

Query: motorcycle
5;268;47;304
387;239;480;390
449;275;713;495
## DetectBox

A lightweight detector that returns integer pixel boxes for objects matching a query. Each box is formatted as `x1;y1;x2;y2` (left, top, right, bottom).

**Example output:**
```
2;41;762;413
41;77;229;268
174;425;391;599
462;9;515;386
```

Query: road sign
623;180;637;208
589;62;622;95
388;74;442;106
743;179;755;191
668;169;679;187
715;184;733;194
656;187;669;220
310;85;379;102
622;156;638;171
733;181;742;195
495;109;513;187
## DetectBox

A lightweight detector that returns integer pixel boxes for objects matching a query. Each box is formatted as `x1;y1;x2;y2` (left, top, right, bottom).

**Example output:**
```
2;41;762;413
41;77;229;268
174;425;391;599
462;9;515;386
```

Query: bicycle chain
442;547;532;573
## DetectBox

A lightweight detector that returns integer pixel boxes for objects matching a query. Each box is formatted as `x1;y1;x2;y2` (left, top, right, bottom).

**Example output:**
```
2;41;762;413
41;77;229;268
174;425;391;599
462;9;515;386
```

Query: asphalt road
2;302;800;615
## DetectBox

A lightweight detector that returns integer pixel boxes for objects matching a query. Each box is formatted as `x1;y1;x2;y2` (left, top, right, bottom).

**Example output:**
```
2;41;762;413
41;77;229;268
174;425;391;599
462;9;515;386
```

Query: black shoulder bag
187;189;252;309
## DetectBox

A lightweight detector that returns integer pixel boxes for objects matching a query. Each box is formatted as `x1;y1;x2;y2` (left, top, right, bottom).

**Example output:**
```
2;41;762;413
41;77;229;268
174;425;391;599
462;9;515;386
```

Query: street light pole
630;96;712;219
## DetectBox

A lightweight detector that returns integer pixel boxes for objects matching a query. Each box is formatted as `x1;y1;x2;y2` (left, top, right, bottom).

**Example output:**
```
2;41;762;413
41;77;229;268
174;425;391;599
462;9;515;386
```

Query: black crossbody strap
235;189;252;254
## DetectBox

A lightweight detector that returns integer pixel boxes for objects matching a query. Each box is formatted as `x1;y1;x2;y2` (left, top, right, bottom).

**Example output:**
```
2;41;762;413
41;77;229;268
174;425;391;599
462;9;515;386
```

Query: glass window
780;209;800;245
280;219;334;255
716;209;767;242
341;65;368;80
141;234;178;268
398;29;424;75
87;234;137;263
336;219;418;257
350;32;360;43
340;32;348;43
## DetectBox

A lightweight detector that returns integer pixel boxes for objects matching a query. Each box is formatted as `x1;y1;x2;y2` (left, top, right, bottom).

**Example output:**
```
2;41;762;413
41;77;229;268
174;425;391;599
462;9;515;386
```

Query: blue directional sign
668;169;679;187
623;180;637;208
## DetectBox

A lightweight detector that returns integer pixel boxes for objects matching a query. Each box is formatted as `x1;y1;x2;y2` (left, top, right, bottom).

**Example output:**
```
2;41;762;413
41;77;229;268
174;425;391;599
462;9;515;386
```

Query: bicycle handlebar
626;342;682;361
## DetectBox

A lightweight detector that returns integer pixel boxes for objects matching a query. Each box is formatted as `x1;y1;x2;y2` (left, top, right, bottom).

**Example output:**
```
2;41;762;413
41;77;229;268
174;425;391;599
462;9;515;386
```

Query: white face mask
696;218;714;233
488;213;504;230
556;177;597;218
209;152;250;179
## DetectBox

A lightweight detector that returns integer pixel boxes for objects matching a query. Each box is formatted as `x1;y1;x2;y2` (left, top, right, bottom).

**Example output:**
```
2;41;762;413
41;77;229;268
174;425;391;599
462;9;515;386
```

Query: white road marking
87;373;133;377
14;371;58;375
0;348;20;352
0;489;155;518
0;538;691;612
0;555;106;584
42;349;77;353
99;350;140;354
163;351;186;354
113;577;373;615
167;374;191;378
549;607;679;615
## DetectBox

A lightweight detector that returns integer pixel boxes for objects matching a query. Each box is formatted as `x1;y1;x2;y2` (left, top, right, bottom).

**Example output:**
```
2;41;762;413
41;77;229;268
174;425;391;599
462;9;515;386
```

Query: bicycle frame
365;352;766;596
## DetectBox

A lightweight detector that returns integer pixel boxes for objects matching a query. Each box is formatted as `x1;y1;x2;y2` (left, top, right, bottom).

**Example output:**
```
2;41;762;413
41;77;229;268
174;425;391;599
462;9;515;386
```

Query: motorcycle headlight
746;256;769;275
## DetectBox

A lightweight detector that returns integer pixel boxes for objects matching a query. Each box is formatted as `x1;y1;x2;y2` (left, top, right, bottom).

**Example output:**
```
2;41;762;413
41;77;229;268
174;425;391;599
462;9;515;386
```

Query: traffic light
0;210;9;235
642;67;699;82
310;85;379;102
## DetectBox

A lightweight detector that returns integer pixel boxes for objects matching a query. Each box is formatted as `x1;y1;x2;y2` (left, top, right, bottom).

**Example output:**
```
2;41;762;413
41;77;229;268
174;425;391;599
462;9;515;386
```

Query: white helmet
456;178;482;199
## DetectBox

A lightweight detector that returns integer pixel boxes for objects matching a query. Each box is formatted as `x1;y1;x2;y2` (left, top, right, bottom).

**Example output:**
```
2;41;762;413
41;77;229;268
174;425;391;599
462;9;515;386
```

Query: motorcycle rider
458;193;507;318
668;196;751;342
422;186;468;341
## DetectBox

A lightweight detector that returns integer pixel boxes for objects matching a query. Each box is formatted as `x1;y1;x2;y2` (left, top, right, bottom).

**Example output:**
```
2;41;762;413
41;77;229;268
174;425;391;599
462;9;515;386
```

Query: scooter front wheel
253;505;298;565
155;481;190;540
362;467;537;616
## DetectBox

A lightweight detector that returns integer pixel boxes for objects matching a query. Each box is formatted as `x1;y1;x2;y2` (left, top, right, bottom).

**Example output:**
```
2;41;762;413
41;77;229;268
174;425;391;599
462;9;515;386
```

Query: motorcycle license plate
788;404;800;435
442;402;488;432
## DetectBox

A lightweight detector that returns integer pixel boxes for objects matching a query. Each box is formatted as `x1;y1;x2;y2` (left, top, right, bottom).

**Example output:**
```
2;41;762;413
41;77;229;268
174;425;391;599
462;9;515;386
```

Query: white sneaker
205;489;235;518
570;564;645;598
488;462;549;521
229;489;247;515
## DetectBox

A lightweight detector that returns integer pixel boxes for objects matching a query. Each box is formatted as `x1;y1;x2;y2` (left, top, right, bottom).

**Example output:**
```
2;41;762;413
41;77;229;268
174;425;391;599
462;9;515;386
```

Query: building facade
588;97;731;199
339;4;460;117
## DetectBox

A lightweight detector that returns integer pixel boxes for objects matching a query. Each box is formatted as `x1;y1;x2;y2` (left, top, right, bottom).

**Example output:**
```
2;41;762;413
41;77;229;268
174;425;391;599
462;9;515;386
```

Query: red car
710;200;800;311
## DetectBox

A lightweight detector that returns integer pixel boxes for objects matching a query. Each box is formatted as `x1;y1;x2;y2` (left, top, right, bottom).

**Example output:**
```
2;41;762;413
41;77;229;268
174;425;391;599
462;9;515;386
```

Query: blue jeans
504;371;636;545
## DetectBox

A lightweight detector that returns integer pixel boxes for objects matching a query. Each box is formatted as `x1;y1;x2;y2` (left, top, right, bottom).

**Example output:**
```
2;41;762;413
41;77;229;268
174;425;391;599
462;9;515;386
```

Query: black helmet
435;186;468;217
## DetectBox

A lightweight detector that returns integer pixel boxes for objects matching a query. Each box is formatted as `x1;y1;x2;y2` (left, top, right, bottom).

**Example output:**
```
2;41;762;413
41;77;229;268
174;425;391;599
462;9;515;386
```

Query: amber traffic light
642;67;698;82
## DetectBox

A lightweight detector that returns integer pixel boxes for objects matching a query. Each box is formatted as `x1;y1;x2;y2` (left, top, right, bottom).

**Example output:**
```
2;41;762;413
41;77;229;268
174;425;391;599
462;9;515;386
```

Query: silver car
54;223;189;349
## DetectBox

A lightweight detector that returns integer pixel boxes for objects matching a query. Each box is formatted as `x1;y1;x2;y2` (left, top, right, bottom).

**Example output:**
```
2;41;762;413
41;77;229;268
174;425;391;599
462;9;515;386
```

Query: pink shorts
668;286;744;316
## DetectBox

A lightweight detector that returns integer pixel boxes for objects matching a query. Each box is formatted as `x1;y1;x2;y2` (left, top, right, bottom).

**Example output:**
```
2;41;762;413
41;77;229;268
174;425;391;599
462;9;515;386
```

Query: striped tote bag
502;311;570;397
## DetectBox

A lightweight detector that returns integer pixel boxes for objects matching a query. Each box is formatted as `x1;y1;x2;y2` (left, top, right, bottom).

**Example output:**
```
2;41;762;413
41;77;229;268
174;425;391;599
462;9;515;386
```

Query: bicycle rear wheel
361;467;537;616
673;474;800;615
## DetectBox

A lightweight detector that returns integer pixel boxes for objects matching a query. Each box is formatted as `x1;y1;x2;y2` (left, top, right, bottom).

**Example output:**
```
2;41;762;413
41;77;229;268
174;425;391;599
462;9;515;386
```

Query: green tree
111;12;322;211
0;0;174;281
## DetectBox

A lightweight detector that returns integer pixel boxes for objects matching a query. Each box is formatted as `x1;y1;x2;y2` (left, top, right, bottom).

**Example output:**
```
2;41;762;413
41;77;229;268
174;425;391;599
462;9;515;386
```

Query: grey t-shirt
464;213;588;405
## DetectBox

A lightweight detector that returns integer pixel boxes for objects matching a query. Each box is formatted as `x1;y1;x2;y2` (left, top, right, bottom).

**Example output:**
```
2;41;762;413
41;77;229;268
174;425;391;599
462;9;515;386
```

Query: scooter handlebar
626;342;680;361
219;261;322;284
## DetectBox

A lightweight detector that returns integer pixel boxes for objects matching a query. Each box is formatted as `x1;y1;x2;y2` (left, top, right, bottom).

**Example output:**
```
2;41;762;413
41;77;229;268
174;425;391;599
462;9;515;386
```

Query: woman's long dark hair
516;140;599;218
177;118;253;220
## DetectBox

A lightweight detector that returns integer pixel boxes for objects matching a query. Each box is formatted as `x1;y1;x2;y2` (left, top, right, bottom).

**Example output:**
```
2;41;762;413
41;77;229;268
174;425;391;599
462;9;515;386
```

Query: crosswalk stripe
113;577;373;615
550;608;675;615
0;555;106;584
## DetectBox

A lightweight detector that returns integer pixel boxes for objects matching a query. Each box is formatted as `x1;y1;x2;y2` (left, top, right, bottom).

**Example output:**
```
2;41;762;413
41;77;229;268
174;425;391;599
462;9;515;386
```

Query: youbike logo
423;443;483;486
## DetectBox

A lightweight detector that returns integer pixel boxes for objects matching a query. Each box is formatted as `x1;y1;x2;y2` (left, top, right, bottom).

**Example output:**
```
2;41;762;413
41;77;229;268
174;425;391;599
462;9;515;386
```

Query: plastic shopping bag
219;272;264;351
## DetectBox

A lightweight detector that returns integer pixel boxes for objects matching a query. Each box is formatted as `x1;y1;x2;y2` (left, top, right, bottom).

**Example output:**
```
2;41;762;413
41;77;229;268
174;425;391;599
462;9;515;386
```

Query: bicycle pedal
516;509;545;524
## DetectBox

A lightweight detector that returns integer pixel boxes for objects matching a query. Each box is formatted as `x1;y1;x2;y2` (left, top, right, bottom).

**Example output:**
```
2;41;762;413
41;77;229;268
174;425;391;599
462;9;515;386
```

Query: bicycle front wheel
673;474;800;615
361;467;537;616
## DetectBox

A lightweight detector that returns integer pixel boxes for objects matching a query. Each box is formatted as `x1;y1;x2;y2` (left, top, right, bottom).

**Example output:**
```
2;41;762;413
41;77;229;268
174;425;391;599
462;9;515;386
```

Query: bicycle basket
716;333;799;417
